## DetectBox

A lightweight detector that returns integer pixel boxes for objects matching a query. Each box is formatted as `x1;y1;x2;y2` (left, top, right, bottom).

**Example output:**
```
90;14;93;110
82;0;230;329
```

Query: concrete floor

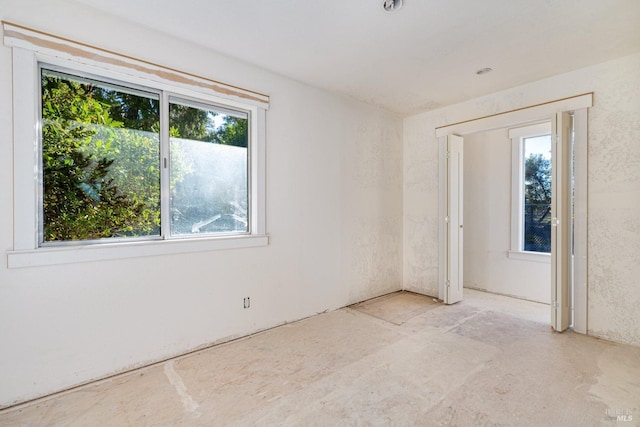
1;289;639;426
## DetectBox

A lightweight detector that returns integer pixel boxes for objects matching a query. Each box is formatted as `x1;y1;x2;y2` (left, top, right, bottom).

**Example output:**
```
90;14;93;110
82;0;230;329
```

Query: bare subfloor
1;289;639;426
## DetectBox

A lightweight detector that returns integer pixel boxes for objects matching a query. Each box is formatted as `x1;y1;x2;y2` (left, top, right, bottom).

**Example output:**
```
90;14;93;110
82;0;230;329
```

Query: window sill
7;235;269;268
507;250;551;263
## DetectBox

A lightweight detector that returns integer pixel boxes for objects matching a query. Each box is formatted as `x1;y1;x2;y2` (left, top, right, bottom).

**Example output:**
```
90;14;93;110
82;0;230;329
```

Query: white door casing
551;112;572;331
436;94;591;330
445;134;464;304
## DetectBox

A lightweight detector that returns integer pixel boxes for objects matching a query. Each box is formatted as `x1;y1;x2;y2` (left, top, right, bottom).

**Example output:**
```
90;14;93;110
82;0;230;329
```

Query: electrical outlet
243;297;251;309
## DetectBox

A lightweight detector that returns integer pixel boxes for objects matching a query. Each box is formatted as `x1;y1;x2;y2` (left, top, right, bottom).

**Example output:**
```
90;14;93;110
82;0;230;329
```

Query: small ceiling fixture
383;0;403;12
476;67;493;75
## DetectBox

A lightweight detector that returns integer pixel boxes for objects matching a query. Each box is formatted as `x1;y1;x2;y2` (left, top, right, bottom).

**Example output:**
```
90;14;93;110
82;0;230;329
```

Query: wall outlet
243;297;251;309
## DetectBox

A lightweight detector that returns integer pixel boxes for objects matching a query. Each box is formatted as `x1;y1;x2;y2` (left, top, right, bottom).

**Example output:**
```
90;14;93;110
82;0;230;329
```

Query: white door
551;112;572;331
445;134;464;304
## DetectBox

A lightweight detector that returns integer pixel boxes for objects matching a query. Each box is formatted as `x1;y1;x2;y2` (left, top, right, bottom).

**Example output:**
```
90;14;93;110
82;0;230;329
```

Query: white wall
0;0;403;407
463;129;550;304
404;52;640;347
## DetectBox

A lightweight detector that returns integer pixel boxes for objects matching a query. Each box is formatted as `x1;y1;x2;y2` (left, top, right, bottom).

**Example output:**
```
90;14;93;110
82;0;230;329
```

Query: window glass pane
169;99;249;236
41;69;161;243
523;135;552;252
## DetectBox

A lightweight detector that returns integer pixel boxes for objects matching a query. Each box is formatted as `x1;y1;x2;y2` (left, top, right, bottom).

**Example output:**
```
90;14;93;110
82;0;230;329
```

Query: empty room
1;0;639;425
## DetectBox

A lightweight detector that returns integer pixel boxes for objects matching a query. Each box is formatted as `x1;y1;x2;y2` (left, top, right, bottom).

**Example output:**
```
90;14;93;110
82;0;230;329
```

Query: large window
509;122;552;258
6;22;268;268
40;68;249;246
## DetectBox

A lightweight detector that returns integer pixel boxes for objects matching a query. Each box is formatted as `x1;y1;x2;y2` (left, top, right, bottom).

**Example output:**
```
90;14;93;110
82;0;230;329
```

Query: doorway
462;125;551;305
436;95;591;333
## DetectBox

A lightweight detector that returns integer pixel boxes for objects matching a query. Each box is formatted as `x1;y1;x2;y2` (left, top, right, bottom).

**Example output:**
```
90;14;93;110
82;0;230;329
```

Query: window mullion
160;91;171;240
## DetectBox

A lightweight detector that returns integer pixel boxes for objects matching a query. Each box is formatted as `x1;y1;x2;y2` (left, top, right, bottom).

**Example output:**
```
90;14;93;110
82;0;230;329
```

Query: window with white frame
41;67;250;244
509;122;552;260
5;23;268;267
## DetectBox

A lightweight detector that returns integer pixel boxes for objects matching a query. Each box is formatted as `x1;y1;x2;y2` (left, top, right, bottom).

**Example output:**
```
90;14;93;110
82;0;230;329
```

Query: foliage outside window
508;122;553;259
522;135;552;253
41;68;249;245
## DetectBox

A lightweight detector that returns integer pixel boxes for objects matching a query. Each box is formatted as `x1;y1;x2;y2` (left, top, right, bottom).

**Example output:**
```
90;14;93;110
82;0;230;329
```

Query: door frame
435;93;592;333
444;134;464;304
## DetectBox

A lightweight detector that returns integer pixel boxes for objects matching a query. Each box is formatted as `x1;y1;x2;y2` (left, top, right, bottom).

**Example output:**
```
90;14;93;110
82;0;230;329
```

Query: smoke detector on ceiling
383;0;403;12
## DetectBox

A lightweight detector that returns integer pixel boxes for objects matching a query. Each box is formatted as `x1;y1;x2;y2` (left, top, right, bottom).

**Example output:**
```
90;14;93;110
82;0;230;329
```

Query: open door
437;94;591;327
551;112;572;331
445;134;464;304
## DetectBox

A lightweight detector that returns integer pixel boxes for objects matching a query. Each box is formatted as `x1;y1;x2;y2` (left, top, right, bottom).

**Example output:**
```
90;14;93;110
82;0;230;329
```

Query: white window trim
5;24;269;268
508;122;551;263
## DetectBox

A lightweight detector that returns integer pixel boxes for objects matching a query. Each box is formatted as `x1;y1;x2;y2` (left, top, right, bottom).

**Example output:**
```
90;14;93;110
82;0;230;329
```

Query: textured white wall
0;0;403;406
404;52;640;347
463;129;550;304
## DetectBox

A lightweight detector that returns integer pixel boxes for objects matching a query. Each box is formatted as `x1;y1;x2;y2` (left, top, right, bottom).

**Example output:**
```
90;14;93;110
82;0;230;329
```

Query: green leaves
41;71;160;242
169;103;248;147
41;70;248;243
524;153;551;205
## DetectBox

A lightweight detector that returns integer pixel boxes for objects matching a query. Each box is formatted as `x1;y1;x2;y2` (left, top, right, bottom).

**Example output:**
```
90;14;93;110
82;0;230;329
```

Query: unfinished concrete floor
1;289;639;426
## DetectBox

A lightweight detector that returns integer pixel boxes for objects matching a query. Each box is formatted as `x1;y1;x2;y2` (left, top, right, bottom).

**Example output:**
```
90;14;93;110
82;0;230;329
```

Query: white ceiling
74;0;640;116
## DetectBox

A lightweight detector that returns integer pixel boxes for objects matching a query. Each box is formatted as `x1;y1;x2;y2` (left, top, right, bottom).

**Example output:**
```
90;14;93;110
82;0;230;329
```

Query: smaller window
509;122;552;259
522;134;552;252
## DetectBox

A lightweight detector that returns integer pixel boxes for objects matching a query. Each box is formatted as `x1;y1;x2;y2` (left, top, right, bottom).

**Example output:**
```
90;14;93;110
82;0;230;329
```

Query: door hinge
445;151;450;159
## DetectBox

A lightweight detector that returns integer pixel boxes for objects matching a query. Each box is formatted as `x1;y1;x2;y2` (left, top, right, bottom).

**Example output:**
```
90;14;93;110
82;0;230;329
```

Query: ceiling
74;0;640;116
